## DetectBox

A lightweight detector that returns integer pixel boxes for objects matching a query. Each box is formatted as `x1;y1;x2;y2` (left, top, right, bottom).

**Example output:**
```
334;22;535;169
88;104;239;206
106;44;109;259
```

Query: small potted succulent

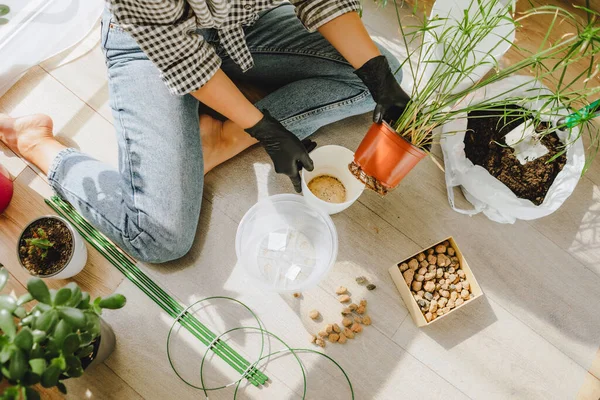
0;267;126;399
18;216;87;279
0;164;12;214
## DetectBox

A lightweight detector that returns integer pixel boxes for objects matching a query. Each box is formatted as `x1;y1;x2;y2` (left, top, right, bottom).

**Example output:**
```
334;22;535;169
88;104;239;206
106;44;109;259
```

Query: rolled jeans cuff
47;148;78;191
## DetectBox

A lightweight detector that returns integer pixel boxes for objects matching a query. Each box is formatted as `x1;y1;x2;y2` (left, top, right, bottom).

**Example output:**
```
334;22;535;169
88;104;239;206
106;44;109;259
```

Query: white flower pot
86;319;116;369
18;215;87;279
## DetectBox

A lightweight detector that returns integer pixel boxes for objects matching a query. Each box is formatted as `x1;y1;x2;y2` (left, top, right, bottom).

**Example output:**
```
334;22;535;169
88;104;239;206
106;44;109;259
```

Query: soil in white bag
440;75;585;224
464;105;566;205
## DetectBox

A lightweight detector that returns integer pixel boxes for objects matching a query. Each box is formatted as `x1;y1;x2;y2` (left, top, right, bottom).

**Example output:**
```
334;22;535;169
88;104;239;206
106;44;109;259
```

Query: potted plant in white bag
352;0;599;221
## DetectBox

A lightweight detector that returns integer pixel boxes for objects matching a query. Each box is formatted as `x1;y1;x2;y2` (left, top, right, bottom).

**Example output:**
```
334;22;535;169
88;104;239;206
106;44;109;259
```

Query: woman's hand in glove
355;55;411;124
246;111;316;192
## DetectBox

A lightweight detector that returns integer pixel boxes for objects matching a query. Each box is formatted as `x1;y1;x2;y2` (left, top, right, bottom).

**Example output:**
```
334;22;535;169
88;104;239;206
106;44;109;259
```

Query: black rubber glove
355;55;411;124
246;111;316;193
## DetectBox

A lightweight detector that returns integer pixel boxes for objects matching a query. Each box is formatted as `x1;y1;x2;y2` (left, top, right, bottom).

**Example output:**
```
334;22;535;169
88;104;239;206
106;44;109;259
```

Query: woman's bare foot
0;113;66;174
199;114;258;174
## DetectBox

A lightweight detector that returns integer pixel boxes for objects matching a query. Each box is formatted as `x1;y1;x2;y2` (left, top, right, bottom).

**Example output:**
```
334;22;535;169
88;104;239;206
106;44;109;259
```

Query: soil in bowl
464;105;567;205
308;175;347;203
19;218;73;276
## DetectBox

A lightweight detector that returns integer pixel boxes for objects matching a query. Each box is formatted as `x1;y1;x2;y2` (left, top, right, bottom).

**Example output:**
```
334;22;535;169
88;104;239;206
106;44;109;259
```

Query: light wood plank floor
1;2;599;399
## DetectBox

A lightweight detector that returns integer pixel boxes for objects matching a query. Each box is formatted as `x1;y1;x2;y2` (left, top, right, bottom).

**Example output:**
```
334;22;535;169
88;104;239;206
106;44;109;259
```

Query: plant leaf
9;348;27;381
29;358;47;376
1;386;19;399
65;283;81;307
24;387;41;400
33;303;50;313
62;333;80;355
0;344;13;363
30;346;43;359
77;292;90;310
67;366;83;378
27;279;50;305
14;327;33;352
1;366;11;380
58;307;85;328
65;355;81;370
50;356;66;371
85;314;101;336
56;381;67;395
40;365;60;388
53;320;71;348
12;306;26;319
21;370;41;386
35;309;58;332
21;315;35;327
76;344;94;359
0;295;17;313
98;294;126;310
79;332;92;346
53;288;71;306
0;309;16;338
0;268;8;292
31;330;46;343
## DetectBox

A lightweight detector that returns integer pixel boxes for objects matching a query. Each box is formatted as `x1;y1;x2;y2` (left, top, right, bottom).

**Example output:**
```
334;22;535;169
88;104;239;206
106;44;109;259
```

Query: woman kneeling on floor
0;0;409;263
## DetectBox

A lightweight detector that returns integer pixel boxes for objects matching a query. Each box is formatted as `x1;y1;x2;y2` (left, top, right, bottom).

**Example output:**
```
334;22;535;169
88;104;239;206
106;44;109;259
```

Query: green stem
45;196;268;386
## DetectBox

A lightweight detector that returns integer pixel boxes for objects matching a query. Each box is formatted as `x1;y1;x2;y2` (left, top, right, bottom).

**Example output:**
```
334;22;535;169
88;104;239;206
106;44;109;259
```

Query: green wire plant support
44;196;269;387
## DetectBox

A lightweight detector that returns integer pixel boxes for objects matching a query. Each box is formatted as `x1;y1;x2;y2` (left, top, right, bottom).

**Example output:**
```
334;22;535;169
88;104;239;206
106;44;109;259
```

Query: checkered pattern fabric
109;0;361;95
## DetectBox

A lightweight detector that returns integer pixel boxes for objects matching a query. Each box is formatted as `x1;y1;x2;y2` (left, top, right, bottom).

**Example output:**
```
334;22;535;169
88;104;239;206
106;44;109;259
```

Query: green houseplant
352;0;600;196
0;267;126;399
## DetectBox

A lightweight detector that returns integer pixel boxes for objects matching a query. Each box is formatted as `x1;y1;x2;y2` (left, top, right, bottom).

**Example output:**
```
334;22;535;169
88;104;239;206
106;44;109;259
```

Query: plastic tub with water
235;194;338;293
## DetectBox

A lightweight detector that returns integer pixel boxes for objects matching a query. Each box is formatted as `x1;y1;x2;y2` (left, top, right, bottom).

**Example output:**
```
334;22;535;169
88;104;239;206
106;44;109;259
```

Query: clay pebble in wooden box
388;237;483;327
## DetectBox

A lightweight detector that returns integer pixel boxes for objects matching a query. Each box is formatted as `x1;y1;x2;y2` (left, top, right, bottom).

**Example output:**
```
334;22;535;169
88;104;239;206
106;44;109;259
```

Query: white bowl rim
301;145;365;207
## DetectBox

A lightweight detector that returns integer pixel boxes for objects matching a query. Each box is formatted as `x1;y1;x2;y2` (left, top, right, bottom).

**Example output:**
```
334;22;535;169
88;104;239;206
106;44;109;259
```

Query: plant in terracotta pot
0;267;126;399
352;0;600;199
18;216;88;280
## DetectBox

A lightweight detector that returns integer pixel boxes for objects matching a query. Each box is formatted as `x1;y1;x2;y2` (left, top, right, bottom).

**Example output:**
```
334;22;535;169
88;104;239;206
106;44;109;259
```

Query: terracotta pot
351;122;426;194
0;164;13;214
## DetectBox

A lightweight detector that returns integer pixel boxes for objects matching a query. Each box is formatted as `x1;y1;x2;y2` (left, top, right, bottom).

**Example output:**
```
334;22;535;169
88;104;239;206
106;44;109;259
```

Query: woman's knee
128;229;196;263
124;212;199;264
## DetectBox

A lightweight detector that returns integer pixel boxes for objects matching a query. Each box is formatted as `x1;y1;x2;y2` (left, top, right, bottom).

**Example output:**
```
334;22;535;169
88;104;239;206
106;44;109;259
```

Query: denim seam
248;47;349;64
280;89;371;126
45;132;130;238
47;148;77;186
107;68;141;242
49;183;129;237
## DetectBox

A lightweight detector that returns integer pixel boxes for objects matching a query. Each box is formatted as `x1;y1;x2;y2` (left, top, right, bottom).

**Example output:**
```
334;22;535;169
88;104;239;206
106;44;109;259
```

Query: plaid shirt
109;0;361;95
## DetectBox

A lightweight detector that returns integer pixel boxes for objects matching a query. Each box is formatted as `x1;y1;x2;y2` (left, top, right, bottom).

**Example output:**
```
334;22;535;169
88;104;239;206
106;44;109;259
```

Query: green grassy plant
382;0;599;170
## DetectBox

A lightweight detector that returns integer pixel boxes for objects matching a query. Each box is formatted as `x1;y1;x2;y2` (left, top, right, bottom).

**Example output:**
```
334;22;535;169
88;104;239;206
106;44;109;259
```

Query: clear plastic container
235;194;338;292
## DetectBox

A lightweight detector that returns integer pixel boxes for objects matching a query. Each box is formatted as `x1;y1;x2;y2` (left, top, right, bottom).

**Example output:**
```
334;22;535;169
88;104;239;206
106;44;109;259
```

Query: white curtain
0;0;103;97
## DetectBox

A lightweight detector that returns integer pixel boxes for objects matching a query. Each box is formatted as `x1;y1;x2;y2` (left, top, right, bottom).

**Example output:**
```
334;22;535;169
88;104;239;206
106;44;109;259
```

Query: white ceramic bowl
301;145;365;215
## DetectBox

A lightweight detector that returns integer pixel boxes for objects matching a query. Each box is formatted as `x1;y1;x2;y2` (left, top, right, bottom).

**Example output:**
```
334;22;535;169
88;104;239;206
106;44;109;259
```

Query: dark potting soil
19;218;73;276
464;106;567;205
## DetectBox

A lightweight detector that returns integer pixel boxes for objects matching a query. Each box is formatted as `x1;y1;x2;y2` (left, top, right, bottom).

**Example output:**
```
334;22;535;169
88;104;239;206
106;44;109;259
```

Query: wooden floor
1;2;599;399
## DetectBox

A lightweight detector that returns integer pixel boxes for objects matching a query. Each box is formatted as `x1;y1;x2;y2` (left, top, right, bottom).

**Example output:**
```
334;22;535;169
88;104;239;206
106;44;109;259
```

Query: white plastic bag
440;75;586;224
0;0;103;97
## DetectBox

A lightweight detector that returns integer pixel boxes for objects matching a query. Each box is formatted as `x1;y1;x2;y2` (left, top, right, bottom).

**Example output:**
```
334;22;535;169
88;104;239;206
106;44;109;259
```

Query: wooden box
388;237;483;327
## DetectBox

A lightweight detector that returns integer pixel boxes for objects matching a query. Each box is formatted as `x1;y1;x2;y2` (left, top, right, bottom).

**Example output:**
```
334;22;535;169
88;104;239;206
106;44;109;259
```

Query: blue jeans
48;4;402;263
